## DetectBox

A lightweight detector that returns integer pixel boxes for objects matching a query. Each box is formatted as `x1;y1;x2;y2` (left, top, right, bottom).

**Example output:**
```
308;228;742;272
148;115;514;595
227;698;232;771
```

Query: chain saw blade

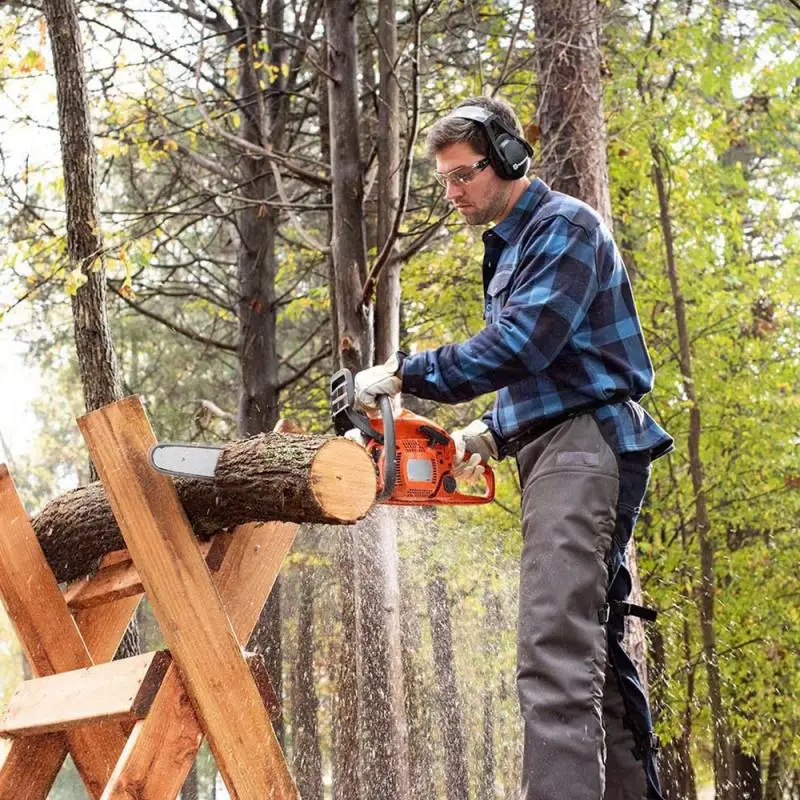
148;443;223;480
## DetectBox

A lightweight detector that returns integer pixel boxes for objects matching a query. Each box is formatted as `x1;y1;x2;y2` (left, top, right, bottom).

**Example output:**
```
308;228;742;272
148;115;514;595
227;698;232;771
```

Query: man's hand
451;420;498;483
354;354;402;410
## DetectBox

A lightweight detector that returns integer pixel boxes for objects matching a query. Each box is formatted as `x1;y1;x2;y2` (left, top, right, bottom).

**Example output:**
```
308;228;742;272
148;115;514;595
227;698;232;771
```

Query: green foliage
1;0;798;794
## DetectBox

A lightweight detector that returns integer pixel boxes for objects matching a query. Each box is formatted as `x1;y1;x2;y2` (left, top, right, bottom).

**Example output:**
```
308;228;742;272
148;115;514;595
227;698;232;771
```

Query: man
353;96;673;800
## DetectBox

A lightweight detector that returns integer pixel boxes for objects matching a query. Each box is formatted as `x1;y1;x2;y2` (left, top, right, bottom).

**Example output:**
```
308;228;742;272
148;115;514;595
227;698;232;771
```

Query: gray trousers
515;413;662;800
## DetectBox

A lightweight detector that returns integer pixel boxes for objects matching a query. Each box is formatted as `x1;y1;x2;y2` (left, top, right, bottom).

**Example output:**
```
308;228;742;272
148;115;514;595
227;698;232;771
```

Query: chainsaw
330;368;495;506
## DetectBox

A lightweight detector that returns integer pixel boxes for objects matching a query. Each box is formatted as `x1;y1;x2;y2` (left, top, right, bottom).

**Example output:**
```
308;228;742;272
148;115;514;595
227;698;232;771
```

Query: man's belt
505;395;629;458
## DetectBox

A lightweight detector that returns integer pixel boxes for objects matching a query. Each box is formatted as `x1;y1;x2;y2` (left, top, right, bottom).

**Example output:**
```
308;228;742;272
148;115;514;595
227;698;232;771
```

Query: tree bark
532;0;612;225
33;432;376;582
731;742;761;800
651;144;730;800
42;0;139;662
292;564;324;800
233;0;286;742
400;572;435;800
43;0;122;414
427;565;469;800
533;0;653;686
355;510;402;798
181;761;199;800
320;32;360;800
326;0;371;374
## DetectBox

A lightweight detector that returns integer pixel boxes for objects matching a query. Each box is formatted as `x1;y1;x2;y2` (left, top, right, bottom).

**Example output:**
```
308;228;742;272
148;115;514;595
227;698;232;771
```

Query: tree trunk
181;761;199;800
532;0;612;225
764;750;783;800
731;741;761;800
400;572;435;800
293;564;324;800
650;626;697;800
325;0;407;796
477;690;495;800
326;0;371;374
533;0;653;687
326;0;372;795
33;432;375;582
355;510;401;798
320;31;359;800
356;1;411;792
43;0;122;415
427;564;469;800
652;144;730;799
42;0;138;661
233;0;287;744
333;525;361;800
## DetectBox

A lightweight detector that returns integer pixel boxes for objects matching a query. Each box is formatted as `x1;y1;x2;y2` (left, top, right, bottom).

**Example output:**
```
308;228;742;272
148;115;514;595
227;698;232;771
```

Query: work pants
515;413;663;800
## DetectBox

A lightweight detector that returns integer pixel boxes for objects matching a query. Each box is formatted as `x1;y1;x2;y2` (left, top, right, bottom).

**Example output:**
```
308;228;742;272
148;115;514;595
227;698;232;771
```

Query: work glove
451;420;498;483
344;428;369;448
353;354;403;410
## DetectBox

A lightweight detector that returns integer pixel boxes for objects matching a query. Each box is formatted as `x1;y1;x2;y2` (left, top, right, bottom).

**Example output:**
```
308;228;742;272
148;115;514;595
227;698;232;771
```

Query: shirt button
425;365;435;375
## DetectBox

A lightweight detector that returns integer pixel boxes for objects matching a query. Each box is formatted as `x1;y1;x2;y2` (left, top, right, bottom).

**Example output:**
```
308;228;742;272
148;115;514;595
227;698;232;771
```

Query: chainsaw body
330;369;495;506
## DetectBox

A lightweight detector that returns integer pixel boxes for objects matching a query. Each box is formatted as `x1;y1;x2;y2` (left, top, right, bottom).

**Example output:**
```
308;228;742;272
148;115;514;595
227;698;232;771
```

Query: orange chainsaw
330;369;495;506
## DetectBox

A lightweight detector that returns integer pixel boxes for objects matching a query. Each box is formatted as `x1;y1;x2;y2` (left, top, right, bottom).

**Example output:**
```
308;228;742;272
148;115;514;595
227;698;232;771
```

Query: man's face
435;141;512;226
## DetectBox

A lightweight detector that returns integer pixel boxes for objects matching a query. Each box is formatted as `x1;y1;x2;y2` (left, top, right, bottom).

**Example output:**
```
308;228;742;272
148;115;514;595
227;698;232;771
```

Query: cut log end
310;439;376;522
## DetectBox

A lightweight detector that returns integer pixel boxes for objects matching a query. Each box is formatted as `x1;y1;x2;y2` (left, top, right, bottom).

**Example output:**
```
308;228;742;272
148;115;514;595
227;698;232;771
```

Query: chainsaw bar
149;443;223;480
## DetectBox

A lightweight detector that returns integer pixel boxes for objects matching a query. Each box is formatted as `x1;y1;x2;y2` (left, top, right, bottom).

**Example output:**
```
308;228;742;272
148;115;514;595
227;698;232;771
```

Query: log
32;430;377;583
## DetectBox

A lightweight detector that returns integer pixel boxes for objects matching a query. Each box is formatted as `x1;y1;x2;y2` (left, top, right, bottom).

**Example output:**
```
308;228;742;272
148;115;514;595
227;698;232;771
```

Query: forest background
0;0;798;798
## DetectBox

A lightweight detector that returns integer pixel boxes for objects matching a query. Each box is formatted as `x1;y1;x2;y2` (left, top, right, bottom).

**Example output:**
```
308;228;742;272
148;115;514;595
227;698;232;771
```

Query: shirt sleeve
401;217;600;404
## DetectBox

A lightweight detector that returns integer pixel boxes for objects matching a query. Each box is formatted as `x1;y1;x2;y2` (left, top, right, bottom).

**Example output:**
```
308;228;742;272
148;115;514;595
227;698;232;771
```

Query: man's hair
425;96;524;159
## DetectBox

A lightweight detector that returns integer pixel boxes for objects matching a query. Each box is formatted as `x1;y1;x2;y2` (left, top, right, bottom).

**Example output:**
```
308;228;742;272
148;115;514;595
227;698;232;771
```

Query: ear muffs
448;105;533;180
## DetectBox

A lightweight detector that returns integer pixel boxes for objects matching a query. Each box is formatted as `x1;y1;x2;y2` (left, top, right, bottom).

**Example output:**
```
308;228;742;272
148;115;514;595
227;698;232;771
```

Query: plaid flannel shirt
401;178;673;459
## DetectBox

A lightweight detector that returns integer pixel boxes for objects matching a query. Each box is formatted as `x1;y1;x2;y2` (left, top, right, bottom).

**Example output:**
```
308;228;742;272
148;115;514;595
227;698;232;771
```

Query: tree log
32;433;376;583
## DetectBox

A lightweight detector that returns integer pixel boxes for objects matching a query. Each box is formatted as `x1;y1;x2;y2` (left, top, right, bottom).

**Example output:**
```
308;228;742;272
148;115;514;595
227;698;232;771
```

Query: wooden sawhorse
0;396;300;799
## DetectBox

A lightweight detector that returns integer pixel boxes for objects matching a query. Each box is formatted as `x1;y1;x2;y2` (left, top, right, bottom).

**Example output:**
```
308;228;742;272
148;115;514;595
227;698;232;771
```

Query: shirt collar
488;178;550;244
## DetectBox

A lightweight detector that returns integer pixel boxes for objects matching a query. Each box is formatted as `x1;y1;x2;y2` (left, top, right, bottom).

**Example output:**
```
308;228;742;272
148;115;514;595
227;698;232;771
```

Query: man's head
426;96;532;226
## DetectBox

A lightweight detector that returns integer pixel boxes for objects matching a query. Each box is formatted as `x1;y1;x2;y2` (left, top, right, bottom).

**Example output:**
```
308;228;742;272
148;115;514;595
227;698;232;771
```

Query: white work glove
451;420;498;483
353;354;403;410
344;428;369;448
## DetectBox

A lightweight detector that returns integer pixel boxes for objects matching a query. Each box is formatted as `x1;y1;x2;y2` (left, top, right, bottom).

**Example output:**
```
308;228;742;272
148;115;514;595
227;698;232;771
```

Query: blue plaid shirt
401;178;673;459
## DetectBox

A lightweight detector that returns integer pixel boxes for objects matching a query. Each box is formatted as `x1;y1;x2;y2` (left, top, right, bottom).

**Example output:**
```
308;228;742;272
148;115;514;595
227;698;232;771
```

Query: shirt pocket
484;268;514;325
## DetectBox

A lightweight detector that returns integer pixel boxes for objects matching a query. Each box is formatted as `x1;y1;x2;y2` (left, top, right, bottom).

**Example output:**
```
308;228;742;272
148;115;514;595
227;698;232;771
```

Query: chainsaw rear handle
450;460;495;504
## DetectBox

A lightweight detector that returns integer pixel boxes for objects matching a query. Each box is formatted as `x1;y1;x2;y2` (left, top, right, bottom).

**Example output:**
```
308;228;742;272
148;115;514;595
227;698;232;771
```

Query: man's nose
446;181;464;200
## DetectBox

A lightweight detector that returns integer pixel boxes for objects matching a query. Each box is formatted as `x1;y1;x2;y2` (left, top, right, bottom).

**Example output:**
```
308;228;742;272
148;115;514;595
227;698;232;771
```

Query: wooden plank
100;522;298;800
65;539;218;611
0;466;133;799
245;652;282;722
74;593;143;666
0;586;142;798
0;651;172;737
0;734;69;800
79;397;297;800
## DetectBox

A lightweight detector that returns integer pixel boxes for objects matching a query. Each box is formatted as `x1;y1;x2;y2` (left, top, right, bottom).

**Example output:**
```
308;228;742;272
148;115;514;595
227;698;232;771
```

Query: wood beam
78;397;297;800
0;467;132;799
0;652;172;737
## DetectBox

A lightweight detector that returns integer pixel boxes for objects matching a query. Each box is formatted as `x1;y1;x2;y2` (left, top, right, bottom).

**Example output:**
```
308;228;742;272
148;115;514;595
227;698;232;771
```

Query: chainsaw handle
447;461;495;505
377;394;396;501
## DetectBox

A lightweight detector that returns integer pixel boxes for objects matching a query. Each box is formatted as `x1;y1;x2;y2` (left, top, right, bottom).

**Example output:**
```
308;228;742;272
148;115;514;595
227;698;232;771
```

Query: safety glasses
433;157;491;188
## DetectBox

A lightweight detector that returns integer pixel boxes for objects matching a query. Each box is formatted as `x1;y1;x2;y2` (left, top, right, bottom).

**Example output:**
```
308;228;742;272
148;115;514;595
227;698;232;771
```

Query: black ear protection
449;105;533;180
